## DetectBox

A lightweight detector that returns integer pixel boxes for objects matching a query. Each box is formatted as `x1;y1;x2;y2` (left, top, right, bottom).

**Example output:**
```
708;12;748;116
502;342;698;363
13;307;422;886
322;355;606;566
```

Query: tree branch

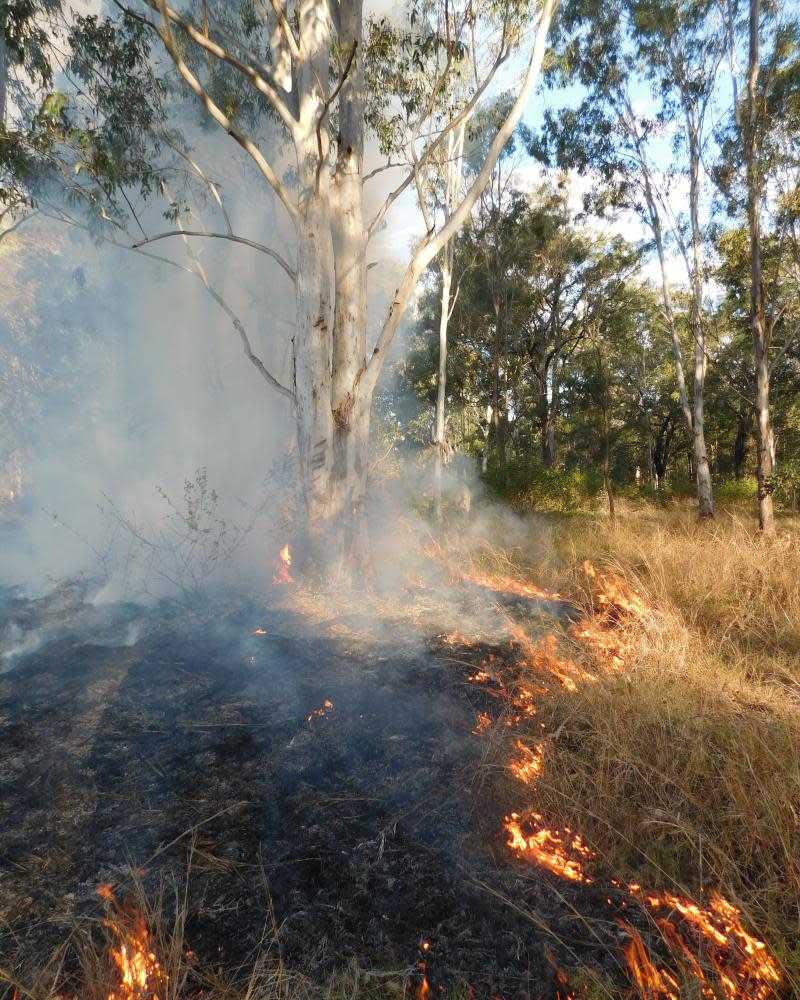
152;0;299;224
132;229;296;281
363;0;557;394
367;38;510;242
142;0;299;128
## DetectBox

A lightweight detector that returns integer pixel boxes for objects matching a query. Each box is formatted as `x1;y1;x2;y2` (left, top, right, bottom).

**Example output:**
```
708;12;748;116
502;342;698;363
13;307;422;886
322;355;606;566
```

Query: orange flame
504;812;594;883
617;919;681;998
97;885;164;1000
272;543;294;586
581;560;649;617
307;698;334;721
455;567;563;602
509;739;544;786
625;888;782;999
433;550;780;998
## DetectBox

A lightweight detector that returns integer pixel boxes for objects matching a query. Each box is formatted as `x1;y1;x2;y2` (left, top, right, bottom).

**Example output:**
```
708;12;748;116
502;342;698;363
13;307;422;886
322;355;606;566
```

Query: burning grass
504;504;800;993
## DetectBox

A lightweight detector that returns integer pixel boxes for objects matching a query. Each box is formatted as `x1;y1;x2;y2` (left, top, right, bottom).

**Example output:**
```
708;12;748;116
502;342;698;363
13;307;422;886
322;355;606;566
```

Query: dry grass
507;503;800;989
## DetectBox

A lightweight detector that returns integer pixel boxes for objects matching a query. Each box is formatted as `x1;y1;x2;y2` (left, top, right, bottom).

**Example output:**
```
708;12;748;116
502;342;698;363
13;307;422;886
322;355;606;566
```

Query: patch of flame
97;885;164;1000
625;888;782;1000
581;560;649;617
456;567;563;602
272;543;294;586
504;812;594;883
472;711;492;734
617;919;681;998
307;698;334;721
509;740;544;786
440;554;780;998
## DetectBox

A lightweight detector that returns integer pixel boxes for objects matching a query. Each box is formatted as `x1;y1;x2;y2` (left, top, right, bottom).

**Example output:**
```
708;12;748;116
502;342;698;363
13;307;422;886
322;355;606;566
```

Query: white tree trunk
433;121;466;522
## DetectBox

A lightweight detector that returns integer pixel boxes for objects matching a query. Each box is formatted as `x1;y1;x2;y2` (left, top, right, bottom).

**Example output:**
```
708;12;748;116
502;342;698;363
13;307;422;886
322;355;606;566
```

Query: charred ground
0;581;632;999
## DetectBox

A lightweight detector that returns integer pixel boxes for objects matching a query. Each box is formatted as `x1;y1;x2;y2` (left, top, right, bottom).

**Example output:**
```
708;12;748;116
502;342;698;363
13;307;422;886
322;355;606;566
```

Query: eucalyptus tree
2;0;557;575
733;0;800;530
536;0;727;517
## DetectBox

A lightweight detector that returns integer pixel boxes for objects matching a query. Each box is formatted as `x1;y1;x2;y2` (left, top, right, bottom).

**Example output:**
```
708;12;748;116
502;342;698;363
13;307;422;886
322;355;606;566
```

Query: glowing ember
97;884;164;1000
472;711;492;734
307;698;334;721
272;543;294;585
504;812;594;883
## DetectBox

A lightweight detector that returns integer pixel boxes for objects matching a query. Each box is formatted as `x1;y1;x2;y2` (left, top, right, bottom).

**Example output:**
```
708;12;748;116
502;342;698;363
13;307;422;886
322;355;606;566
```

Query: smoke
0;123;302;598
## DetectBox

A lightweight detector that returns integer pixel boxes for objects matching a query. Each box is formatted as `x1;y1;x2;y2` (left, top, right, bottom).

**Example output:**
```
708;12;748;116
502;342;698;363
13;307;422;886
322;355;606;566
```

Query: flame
272;543;294;585
509;739;544;785
472;711;492;734
307;698;334;721
623;888;782;1000
455;566;563;602
97;885;164;1000
581;560;649;617
441;554;781;998
617;919;681;998
504;812;594;883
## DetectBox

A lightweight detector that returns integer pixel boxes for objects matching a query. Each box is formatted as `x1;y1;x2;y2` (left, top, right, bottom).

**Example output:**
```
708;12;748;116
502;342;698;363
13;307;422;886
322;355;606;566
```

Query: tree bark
433;242;453;521
734;404;749;479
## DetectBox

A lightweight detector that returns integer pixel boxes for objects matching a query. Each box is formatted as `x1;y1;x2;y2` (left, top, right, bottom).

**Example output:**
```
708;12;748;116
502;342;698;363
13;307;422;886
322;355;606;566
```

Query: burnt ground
0;583;631;998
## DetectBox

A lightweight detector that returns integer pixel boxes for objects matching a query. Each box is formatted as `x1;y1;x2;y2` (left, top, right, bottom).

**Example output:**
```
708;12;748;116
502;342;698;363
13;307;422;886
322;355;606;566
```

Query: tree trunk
602;399;615;524
745;0;775;533
491;323;507;486
633;112;713;516
433;243;453;521
546;353;560;466
734;405;749;479
433;121;465;522
687;125;714;518
0;33;7;127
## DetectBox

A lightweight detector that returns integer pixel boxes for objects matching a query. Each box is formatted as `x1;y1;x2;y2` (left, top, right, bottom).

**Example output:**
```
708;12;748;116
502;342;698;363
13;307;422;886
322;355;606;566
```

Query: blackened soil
0;588;628;998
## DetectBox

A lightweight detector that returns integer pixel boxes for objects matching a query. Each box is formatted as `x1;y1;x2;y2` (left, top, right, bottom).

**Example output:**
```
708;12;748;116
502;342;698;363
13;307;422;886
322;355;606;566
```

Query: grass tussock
508;504;800;989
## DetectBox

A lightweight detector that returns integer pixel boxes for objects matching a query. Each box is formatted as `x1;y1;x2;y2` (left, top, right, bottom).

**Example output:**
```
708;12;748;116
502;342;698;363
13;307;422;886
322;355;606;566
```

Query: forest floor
0;501;797;999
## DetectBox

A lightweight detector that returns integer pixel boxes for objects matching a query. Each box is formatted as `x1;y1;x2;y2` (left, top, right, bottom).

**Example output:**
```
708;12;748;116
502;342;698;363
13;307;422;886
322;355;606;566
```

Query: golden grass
504;503;800;989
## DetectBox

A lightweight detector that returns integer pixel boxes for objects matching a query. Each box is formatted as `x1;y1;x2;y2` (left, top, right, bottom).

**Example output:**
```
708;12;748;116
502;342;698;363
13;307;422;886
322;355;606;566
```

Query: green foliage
716;476;759;503
500;460;604;511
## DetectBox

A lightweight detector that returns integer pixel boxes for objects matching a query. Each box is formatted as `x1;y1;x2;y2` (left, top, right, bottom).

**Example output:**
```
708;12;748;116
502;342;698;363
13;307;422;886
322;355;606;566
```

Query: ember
307;697;334;720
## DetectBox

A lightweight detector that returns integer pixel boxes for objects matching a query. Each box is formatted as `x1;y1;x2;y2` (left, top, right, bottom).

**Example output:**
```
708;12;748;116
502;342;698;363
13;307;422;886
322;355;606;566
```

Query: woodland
1;0;800;998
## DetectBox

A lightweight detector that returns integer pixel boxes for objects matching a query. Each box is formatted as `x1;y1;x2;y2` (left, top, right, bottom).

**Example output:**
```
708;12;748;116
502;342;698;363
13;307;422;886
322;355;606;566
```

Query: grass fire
2;0;800;995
